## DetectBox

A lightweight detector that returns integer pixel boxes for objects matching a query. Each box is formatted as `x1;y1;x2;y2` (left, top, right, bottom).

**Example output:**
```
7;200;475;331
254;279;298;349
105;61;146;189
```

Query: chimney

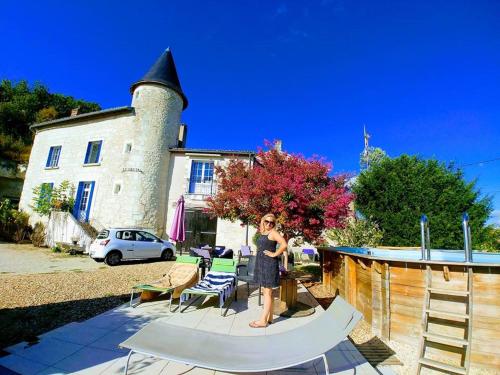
70;107;80;117
274;139;282;152
178;123;188;148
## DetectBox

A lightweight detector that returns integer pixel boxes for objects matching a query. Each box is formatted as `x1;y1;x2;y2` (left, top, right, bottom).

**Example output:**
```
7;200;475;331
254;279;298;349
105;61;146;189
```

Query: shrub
51;245;62;253
31;180;75;217
31;222;46;247
326;218;383;247
10;210;31;243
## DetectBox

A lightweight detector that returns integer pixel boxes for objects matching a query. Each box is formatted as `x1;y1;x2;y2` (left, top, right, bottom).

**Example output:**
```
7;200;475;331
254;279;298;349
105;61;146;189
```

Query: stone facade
18;50;256;253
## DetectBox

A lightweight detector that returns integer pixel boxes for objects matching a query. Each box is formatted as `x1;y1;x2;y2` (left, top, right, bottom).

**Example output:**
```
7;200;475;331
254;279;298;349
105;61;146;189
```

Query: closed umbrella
169;195;186;255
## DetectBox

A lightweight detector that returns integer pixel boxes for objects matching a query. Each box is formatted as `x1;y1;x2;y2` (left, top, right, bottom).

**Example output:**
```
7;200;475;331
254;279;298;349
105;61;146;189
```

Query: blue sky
2;1;499;224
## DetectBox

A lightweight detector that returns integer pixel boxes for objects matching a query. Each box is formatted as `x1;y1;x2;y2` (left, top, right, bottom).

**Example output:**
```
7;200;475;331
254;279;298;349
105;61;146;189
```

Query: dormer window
84;141;102;164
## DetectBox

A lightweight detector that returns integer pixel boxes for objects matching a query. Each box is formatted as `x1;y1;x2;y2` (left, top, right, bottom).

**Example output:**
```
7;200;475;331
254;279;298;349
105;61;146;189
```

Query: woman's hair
259;213;277;233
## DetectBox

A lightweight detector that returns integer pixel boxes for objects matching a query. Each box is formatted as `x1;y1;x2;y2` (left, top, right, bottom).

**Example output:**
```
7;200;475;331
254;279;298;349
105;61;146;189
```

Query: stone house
19;49;257;252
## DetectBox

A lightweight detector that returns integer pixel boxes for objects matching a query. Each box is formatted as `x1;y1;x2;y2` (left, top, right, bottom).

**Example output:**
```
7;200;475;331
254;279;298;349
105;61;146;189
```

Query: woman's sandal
249;321;268;328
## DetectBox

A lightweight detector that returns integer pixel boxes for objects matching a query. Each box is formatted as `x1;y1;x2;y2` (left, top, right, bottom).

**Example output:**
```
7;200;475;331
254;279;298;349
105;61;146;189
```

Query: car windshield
96;230;109;239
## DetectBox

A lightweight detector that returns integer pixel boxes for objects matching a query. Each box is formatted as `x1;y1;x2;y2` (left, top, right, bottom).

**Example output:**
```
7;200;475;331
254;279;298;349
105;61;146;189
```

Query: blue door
73;181;95;222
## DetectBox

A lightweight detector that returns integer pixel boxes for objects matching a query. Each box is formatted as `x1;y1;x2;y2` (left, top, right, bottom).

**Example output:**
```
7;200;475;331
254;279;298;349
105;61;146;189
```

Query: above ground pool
333;246;500;265
318;246;500;372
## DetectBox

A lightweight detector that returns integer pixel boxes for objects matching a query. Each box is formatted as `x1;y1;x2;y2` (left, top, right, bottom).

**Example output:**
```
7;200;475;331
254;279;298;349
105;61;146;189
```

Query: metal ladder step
428;287;469;297
426;308;469;320
423;332;469;347
419;358;466;374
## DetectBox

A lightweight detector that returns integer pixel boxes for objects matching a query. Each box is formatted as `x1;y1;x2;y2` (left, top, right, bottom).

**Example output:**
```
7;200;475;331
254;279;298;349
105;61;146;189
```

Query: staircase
46;211;96;252
417;265;473;374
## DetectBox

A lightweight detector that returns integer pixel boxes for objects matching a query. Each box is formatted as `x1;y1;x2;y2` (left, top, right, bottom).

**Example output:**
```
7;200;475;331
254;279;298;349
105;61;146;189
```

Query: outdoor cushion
130;256;199;310
179;258;237;315
120;296;362;375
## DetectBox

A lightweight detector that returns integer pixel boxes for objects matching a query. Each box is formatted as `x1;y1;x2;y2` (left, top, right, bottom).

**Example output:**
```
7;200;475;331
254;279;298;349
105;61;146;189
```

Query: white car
89;228;176;266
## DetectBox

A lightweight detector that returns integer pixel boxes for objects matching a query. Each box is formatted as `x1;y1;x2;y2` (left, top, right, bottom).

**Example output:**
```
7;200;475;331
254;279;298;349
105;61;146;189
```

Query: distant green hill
0;79;101;163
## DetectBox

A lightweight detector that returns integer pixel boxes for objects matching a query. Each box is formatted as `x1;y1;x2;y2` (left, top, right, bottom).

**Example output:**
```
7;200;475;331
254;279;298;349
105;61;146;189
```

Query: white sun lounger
119;296;362;374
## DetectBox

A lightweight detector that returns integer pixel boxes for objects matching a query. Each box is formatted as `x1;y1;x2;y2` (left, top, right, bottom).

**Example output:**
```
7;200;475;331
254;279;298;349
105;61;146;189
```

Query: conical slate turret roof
130;48;188;110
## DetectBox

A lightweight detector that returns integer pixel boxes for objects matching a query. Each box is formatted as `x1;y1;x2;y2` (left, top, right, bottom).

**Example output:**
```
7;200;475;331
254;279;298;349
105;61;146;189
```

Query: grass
291;263;322;281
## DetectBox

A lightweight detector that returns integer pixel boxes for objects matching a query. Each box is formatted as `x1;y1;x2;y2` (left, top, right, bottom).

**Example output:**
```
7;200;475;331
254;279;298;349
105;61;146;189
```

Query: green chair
130;255;200;311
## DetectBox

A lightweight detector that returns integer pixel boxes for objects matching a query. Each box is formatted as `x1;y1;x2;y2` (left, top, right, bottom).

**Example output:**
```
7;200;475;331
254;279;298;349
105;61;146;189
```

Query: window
136;231;158;242
84;141;102;164
116;230;134;241
96;230;109;239
38;183;53;208
124;143;132;153
46;146;61;168
113;183;121;194
188;161;215;194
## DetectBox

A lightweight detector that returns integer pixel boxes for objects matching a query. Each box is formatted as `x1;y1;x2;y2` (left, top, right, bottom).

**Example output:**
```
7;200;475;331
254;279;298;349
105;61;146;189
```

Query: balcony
185;181;218;197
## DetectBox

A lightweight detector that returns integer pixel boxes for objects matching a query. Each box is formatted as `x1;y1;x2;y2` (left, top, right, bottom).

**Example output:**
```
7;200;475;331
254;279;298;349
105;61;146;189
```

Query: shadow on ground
0;294;130;351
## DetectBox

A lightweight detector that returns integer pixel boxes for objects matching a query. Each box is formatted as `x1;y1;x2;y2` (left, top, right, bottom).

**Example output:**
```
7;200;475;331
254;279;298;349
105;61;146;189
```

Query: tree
360;146;387;170
205;143;354;244
353;155;492;249
30;180;75;217
0;80;100;163
326;218;383;247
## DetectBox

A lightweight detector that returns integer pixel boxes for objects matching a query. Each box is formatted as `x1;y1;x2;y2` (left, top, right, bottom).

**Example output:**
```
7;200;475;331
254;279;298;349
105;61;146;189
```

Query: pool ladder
417;265;473;374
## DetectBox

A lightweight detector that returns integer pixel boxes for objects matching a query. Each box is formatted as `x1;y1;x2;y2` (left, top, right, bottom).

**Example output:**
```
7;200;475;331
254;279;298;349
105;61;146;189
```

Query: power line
459;157;500;168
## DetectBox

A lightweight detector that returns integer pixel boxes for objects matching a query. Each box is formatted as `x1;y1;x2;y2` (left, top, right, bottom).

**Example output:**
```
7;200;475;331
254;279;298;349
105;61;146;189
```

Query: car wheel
161;249;174;261
105;251;121;266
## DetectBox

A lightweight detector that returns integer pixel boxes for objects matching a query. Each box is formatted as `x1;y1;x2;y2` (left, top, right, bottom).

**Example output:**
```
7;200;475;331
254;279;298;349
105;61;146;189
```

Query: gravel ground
0;243;102;274
0;254;494;374
0;260;173;350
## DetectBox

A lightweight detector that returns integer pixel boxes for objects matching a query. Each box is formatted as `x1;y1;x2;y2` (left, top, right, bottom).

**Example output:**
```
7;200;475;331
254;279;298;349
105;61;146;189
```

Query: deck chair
120;296;362;375
129;256;199;311
178;258;237;316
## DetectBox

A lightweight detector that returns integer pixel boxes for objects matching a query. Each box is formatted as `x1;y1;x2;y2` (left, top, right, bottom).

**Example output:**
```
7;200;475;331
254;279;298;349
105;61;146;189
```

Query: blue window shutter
189;162;198;193
85;181;95;222
46;147;54;167
95;141;102;163
73;182;84;218
84;143;91;164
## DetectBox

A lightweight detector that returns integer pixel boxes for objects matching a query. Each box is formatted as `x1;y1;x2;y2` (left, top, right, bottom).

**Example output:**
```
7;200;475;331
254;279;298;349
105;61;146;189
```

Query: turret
126;48;188;234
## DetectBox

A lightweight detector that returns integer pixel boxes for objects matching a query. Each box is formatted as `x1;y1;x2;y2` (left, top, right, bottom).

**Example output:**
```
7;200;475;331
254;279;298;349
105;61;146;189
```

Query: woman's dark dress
253;234;280;288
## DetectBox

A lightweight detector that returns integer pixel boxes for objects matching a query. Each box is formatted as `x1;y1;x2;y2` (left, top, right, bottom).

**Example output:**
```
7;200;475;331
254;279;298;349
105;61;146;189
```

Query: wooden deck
319;247;500;372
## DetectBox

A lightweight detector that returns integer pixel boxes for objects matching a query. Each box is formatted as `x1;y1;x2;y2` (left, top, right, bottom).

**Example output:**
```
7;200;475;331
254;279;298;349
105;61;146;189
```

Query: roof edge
169;148;255;156
30;107;135;131
130;80;188;110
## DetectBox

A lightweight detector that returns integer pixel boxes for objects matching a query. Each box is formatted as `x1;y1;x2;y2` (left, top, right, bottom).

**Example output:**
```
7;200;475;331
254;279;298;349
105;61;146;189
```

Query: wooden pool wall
318;248;500;371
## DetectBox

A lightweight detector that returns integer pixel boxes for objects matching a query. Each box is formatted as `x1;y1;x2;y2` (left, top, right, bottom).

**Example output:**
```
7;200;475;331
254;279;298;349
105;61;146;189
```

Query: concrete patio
0;283;394;375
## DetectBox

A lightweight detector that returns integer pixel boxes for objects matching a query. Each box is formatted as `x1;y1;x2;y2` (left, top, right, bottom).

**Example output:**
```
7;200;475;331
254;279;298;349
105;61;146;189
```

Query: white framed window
113;183;122;195
124;143;132;153
188;160;215;195
46;146;61;168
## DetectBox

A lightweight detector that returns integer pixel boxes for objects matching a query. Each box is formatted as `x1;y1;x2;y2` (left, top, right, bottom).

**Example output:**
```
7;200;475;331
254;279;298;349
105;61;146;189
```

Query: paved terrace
0;284;394;375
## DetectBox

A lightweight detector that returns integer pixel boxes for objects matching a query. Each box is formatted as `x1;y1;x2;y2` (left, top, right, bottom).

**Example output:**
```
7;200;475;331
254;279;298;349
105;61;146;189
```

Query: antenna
363;125;371;169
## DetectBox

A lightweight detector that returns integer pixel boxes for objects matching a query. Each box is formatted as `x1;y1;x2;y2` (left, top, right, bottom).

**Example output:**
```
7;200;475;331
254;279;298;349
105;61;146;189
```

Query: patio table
273;274;315;318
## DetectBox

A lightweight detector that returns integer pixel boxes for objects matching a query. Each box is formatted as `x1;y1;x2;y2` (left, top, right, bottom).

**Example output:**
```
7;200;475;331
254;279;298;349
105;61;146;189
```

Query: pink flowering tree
205;142;354;244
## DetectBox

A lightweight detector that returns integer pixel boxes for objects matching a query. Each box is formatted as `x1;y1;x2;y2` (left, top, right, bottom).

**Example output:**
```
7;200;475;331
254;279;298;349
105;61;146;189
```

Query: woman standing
249;213;288;328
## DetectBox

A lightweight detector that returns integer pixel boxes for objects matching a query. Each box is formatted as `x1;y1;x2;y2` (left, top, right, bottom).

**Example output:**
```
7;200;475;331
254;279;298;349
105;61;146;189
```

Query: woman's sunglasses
264;220;275;226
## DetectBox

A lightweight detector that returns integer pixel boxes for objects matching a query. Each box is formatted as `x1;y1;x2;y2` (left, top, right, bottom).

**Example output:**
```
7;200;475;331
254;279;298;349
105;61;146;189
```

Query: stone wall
165;152;257;252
